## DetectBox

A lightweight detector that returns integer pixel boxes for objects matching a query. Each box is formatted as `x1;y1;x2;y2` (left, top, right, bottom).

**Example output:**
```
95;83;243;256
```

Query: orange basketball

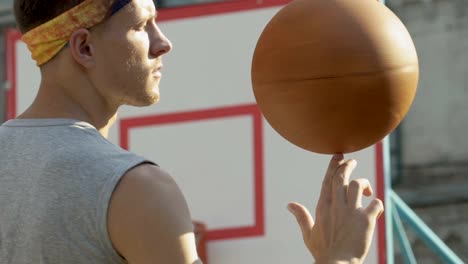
251;0;419;154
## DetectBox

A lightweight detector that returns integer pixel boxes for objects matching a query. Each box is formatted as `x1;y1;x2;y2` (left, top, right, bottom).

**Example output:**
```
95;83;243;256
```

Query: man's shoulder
44;130;152;180
108;164;200;263
117;164;178;200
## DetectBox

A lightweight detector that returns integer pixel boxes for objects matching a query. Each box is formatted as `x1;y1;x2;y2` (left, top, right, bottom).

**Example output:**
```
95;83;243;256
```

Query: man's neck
17;81;118;139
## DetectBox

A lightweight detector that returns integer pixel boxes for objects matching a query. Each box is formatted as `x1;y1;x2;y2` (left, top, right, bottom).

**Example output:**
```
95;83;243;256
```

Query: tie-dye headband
22;0;132;66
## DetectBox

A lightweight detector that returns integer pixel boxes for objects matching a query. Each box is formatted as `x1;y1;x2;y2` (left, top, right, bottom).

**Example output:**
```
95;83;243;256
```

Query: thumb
288;202;315;236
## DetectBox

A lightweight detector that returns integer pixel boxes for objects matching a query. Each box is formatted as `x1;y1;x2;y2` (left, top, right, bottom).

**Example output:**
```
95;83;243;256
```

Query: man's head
14;0;172;110
86;0;173;107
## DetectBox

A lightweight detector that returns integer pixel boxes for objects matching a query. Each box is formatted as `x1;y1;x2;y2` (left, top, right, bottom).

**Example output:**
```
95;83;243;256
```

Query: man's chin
148;90;160;104
121;93;159;108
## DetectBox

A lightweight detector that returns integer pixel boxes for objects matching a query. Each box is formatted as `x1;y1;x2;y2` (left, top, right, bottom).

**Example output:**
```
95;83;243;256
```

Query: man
0;0;384;263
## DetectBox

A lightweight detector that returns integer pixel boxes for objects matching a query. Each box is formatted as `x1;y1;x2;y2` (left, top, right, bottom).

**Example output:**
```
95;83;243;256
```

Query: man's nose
151;26;173;58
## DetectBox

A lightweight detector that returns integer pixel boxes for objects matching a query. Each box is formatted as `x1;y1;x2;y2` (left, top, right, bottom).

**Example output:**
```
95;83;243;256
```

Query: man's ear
68;28;96;68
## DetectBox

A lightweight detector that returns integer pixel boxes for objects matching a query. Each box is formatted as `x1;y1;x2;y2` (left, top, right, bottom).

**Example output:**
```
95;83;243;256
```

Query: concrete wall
388;0;468;169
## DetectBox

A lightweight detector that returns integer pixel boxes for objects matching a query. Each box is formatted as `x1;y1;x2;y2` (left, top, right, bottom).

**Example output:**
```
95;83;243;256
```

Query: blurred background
385;0;468;262
0;0;466;263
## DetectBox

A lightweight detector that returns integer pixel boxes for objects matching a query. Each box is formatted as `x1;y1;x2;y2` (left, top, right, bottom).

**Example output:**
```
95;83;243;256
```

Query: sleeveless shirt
0;119;151;263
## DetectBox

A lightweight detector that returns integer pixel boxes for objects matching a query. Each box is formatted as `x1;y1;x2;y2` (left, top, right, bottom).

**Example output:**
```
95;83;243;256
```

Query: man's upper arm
108;164;203;264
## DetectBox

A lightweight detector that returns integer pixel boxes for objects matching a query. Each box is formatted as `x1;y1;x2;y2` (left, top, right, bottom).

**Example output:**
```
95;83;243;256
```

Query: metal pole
391;191;465;264
383;136;395;264
392;203;417;264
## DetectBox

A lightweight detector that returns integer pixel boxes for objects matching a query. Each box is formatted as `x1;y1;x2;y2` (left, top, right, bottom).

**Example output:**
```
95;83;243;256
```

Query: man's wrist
315;257;360;264
316;261;349;264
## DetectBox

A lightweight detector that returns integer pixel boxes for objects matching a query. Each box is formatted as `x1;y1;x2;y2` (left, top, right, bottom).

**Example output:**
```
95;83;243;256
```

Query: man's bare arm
108;164;203;264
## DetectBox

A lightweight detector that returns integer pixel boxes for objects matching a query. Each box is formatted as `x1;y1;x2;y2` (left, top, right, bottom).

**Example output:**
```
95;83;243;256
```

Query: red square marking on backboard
119;103;264;241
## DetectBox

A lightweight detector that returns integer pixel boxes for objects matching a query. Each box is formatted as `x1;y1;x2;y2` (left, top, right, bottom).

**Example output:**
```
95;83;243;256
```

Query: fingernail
287;204;295;213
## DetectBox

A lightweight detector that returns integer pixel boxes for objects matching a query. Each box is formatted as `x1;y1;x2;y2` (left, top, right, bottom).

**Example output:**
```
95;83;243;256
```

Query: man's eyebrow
144;9;158;21
136;11;157;23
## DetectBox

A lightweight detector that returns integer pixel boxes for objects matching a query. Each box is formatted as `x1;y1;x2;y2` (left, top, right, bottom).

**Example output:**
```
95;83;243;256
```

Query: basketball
251;0;419;154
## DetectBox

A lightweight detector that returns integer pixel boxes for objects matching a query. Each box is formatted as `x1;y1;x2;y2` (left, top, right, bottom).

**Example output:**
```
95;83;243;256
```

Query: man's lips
152;65;163;77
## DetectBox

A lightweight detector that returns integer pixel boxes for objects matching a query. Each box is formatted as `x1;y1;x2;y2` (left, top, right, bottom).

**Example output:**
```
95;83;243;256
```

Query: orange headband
21;0;109;66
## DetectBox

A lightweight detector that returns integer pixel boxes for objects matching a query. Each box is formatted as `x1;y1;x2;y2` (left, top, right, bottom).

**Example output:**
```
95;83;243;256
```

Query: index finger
319;153;345;204
332;159;357;206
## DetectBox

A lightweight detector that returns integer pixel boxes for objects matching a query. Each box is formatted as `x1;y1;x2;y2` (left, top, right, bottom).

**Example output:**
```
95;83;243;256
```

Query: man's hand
288;153;384;264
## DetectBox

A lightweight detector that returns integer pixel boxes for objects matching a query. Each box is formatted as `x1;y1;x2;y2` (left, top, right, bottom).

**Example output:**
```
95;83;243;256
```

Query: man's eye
136;22;147;30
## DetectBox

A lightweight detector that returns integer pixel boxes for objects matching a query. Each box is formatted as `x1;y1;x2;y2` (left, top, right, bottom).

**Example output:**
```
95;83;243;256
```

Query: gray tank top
0;119;152;264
